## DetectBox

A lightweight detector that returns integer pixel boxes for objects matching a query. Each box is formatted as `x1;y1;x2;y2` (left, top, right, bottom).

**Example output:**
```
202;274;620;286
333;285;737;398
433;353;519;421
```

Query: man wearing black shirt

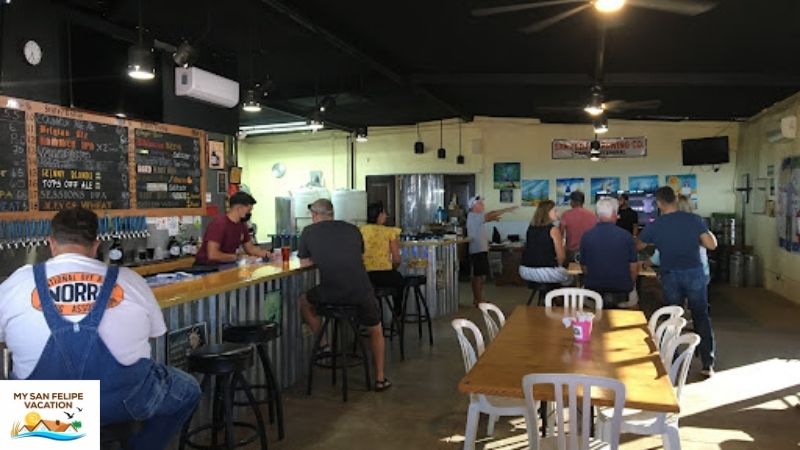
616;194;639;236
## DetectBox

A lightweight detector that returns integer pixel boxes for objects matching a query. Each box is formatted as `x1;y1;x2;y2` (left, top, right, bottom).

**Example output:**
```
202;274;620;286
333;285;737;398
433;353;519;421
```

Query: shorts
470;252;490;277
306;285;381;327
519;266;573;285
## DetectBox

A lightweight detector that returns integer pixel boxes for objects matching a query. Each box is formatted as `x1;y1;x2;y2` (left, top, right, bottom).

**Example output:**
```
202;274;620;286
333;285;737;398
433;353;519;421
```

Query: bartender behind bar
195;192;271;265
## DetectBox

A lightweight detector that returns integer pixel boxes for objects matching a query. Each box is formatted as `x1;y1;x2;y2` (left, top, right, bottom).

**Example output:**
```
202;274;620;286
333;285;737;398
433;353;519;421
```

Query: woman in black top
519;200;572;285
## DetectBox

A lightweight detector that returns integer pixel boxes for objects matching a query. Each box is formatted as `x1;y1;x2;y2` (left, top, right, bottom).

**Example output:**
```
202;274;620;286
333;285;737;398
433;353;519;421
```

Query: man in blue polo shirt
638;186;718;377
580;198;639;308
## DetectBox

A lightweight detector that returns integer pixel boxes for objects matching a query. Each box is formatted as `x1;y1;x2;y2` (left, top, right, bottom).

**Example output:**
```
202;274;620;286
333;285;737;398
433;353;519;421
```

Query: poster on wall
494;162;521;189
629;175;659;193
777;156;800;252
521;179;549;207
665;174;699;208
208;140;225;169
500;189;514;203
590;177;621;201
556;178;585;206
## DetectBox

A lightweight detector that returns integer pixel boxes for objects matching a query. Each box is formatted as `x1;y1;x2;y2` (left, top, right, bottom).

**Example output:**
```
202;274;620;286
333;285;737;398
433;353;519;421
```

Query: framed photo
309;171;323;187
208;140;225;169
216;171;228;194
229;166;242;184
494;162;521;189
500;188;514;203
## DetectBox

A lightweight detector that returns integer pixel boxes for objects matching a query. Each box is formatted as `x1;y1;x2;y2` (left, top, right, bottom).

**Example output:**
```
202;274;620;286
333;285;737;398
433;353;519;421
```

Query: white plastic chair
648;305;684;336
478;302;506;342
522;373;626;450
653;317;687;367
598;333;701;450
451;319;529;450
544;288;604;312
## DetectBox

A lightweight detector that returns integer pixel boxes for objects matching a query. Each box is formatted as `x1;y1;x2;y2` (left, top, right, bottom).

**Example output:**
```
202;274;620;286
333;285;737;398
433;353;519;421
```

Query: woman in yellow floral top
360;202;404;295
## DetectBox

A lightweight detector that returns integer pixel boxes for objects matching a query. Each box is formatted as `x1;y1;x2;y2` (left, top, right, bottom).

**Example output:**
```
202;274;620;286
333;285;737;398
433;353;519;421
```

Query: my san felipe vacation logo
10;392;86;442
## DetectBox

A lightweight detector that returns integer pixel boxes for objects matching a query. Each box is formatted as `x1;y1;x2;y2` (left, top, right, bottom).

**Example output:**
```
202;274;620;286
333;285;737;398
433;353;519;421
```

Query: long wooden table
459;306;679;413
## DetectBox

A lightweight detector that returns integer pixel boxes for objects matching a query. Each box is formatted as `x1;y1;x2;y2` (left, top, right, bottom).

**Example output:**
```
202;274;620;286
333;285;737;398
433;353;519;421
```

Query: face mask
241;212;252;223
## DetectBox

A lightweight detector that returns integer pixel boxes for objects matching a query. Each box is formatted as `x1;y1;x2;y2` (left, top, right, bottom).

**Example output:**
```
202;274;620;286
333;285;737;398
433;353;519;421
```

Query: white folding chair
647;305;684;336
598;333;701;450
478;302;506;342
653;317;688;367
451;319;529;450
522;373;626;450
544;288;604;312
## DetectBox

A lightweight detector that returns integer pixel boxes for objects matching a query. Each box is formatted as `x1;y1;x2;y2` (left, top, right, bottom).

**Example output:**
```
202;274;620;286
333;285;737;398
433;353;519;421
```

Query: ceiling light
593;115;609;134
127;45;155;80
242;89;262;113
308;119;324;131
356;128;368;143
172;41;197;67
594;0;625;13
319;96;336;113
584;90;604;116
115;112;127;118
239;121;325;136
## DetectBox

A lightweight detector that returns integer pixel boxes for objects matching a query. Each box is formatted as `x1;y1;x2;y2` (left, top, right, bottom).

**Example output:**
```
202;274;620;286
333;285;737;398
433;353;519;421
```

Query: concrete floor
243;280;800;450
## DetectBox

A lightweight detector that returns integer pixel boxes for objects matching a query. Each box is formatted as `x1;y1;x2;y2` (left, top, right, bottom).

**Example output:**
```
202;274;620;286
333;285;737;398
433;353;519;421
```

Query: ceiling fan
536;84;662;117
471;0;718;33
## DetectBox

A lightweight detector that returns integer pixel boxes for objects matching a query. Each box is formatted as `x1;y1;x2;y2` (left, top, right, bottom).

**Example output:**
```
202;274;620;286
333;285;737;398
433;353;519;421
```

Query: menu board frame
0;95;206;219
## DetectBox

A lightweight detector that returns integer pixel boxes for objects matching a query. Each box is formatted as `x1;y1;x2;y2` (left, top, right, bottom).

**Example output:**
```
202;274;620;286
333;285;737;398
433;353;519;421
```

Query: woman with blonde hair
519;200;573;286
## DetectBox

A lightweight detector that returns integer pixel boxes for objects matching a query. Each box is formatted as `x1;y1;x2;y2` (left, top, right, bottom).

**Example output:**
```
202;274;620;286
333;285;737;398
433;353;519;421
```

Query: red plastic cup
281;246;290;261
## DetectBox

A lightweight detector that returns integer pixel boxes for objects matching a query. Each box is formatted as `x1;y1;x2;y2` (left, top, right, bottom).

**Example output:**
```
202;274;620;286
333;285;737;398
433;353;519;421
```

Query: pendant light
590;135;602;162
127;0;155;80
242;25;263;113
456;120;465;164
437;120;446;159
593;114;609;134
414;123;424;154
356;127;368;143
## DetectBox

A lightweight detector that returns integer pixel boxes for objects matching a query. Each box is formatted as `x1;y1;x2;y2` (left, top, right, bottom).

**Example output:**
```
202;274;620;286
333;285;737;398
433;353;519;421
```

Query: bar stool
401;275;433;346
307;303;372;402
222;321;284;440
526;282;560;307
179;344;268;450
100;421;139;450
374;286;404;360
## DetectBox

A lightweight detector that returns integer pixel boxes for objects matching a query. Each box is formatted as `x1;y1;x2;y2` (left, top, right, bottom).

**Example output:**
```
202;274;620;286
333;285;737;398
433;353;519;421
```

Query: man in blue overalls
0;207;201;449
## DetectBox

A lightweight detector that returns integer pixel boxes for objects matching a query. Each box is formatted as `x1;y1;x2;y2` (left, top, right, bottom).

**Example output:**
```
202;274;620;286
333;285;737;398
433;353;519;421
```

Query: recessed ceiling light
595;0;625;13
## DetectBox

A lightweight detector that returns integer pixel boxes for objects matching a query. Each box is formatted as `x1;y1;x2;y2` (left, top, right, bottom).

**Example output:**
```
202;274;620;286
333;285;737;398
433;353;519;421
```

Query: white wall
240;117;739;239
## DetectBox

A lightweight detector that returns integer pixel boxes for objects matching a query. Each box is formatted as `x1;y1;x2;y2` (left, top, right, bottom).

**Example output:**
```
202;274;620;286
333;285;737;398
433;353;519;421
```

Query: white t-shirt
0;253;167;379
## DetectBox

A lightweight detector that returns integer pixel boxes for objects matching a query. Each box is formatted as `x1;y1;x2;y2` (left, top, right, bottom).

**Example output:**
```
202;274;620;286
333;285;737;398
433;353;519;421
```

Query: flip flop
375;378;392;392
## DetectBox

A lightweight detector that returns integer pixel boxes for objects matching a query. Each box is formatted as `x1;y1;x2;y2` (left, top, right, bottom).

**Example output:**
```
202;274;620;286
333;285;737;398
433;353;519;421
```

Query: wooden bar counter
147;258;317;390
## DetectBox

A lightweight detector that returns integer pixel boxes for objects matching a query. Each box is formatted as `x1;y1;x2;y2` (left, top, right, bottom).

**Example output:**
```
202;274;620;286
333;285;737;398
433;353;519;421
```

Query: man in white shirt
0;207;200;449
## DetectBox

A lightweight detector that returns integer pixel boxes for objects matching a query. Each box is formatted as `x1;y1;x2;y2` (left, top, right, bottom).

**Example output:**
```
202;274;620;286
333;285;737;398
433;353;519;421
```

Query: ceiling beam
257;0;472;122
411;73;800;87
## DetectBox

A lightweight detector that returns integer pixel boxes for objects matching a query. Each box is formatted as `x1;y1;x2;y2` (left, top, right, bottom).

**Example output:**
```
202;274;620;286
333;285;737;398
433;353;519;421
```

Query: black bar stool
401;275;433;346
222;321;284;440
101;421;139;450
373;287;402;341
179;344;268;450
526;281;561;306
307;303;371;402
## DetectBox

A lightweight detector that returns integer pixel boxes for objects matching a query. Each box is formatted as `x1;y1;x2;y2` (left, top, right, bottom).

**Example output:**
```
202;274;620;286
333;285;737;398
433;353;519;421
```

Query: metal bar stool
401;275;433;346
179;344;268;450
222;321;284;440
307;303;371;402
373;287;404;358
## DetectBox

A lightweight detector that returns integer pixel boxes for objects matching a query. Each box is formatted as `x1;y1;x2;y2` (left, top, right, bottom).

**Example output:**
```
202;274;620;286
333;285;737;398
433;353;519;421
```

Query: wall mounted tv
681;136;729;166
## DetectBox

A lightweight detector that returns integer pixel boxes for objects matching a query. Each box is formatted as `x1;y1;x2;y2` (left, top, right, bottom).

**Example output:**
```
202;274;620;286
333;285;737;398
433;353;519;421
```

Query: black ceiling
62;0;800;129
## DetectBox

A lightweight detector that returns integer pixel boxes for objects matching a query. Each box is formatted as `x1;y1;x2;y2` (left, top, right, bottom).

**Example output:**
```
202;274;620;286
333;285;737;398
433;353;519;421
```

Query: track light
356;128;368;143
595;0;626;13
242;90;262;113
172;41;197;67
593;115;609;134
128;45;155;80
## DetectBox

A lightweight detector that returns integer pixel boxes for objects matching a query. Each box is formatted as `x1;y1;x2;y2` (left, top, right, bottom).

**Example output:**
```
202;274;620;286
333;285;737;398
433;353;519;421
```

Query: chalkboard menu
35;113;130;211
0;107;28;212
135;129;202;209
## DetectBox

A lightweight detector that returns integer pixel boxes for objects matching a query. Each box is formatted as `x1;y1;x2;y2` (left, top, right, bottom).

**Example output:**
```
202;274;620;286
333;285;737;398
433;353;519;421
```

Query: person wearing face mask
194;192;270;265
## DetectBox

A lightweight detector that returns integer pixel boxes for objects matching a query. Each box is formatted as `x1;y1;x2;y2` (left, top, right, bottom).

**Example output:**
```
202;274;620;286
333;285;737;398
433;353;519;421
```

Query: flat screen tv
681;136;729;166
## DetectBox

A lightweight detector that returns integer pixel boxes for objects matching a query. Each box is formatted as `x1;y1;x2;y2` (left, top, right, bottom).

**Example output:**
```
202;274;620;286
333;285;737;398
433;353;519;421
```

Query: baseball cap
468;195;483;209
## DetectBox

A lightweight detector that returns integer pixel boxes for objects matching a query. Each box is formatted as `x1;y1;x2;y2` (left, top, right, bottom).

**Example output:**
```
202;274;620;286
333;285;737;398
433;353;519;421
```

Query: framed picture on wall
208;140;225;169
229;166;242;184
500;189;514;203
217;171;228;194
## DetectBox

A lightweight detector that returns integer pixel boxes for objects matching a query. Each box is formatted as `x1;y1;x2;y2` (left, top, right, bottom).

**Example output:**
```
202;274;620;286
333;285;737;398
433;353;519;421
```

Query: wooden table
458;306;679;413
567;262;657;278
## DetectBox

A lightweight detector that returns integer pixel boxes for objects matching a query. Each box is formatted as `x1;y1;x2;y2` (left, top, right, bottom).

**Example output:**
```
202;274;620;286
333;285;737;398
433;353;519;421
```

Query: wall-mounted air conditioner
766;115;796;143
175;67;239;108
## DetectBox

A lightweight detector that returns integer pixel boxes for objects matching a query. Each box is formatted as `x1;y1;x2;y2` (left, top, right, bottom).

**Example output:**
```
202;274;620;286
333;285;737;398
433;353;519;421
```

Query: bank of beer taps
0;216;149;250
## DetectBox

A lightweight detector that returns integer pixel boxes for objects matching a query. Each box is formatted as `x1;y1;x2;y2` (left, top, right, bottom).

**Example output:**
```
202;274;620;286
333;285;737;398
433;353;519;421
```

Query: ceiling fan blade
627;0;718;16
536;106;584;112
605;99;662;111
519;3;592;33
471;0;586;17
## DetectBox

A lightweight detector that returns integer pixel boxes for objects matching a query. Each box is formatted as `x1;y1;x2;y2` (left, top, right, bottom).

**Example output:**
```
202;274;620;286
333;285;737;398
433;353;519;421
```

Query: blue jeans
660;267;715;369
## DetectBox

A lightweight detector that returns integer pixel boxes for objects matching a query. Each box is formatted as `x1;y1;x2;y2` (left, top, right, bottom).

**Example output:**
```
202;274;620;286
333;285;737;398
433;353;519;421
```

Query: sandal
375;378;393;392
315;345;332;357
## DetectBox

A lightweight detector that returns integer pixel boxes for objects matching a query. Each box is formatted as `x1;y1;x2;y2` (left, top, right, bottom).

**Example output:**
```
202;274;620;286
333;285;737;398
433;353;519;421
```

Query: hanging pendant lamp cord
440;120;443;147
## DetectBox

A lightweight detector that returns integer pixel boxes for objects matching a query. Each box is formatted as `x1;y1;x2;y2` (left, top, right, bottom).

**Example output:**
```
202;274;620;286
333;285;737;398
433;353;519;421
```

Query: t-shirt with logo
359;224;401;272
0;253;167;379
195;215;250;265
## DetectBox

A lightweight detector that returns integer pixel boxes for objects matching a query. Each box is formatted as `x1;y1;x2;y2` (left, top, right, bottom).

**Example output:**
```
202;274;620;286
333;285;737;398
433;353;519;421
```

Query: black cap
229;192;257;207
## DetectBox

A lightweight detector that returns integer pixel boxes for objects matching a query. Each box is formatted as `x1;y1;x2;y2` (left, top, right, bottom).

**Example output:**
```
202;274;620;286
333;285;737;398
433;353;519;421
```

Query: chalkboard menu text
0;107;28;212
135;129;202;209
35;113;130;211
